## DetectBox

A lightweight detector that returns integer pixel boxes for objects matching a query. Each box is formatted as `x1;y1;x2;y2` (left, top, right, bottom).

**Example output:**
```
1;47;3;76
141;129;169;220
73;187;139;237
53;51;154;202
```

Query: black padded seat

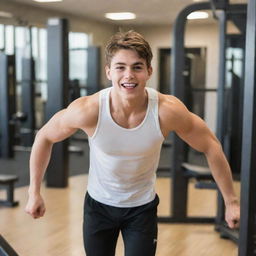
181;163;217;189
182;162;212;180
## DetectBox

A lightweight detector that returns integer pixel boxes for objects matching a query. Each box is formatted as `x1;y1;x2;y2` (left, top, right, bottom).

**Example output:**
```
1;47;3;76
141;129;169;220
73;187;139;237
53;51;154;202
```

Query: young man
26;31;240;256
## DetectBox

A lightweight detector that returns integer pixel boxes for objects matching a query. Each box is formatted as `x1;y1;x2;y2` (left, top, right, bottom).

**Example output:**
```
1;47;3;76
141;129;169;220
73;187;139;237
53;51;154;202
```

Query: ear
147;66;153;77
105;65;111;80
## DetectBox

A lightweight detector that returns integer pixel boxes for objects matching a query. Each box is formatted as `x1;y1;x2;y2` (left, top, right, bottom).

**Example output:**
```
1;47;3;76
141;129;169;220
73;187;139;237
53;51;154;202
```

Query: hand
225;200;240;229
25;193;46;219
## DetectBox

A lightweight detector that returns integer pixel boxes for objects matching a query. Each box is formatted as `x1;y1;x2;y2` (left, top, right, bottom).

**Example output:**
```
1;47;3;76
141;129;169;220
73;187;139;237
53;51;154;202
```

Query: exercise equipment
239;0;256;255
158;0;247;243
69;79;81;102
20;57;36;147
0;174;19;207
214;2;246;244
0;235;19;256
223;35;244;178
87;46;101;95
158;1;221;224
0;25;36;154
0;53;16;158
182;163;217;190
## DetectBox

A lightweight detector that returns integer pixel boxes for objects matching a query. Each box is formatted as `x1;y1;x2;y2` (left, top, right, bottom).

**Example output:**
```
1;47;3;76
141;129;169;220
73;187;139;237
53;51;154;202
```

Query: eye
134;66;142;70
116;66;124;70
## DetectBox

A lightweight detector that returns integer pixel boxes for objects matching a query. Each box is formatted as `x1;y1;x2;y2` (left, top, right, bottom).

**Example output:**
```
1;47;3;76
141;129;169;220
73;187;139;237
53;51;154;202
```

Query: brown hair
105;30;153;68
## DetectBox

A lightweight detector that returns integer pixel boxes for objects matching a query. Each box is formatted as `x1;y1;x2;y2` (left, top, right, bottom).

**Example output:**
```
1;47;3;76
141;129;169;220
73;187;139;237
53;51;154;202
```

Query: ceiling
8;0;247;25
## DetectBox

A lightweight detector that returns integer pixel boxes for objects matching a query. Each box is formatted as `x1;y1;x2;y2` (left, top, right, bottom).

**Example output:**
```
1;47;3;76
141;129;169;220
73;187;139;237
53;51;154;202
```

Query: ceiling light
0;11;13;18
105;12;136;21
34;0;63;2
187;11;209;20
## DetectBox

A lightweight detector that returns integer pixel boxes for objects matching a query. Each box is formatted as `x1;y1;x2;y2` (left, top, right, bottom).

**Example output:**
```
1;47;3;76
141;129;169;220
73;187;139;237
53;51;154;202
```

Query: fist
225;200;240;229
25;194;46;219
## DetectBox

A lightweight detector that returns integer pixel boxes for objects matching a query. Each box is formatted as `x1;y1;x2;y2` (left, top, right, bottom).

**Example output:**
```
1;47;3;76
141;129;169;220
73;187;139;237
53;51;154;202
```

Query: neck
110;88;148;115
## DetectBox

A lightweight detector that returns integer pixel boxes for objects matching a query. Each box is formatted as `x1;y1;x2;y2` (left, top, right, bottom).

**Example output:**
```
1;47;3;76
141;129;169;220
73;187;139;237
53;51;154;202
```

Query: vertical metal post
216;11;227;144
215;10;227;228
239;0;256;255
170;6;188;220
87;46;101;95
0;53;10;158
21;57;36;146
170;2;211;221
45;18;69;187
0;53;16;158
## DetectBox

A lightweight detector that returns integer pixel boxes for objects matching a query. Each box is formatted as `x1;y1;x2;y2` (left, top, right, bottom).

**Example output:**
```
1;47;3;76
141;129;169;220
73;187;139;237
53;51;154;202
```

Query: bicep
37;109;78;143
175;113;219;153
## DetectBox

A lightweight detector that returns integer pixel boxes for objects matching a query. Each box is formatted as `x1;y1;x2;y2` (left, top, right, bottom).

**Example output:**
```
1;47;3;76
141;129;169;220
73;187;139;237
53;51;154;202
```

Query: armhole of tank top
150;89;165;140
88;90;102;140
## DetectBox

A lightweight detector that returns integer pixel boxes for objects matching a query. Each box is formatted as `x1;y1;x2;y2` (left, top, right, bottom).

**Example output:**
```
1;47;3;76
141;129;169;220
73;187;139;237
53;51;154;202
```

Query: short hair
105;30;153;68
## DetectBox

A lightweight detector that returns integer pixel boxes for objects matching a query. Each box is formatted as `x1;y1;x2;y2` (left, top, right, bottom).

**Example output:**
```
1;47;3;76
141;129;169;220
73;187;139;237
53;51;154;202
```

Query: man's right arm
25;96;97;218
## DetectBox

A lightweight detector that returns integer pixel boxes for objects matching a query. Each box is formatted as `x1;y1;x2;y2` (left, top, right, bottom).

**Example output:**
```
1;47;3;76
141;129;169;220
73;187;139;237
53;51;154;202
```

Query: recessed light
34;0;63;2
105;12;136;21
0;11;13;18
187;11;209;20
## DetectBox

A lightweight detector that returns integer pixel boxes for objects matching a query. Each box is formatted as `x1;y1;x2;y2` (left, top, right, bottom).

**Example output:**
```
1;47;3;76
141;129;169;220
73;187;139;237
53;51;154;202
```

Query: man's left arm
174;110;240;229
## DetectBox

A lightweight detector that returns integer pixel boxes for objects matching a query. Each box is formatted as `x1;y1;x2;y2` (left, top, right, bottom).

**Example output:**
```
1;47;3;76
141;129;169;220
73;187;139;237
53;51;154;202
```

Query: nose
124;67;135;79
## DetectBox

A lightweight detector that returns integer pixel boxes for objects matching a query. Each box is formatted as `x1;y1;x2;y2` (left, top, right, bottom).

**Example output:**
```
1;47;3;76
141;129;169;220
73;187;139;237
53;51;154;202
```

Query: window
226;47;243;89
0;24;4;51
5;25;14;55
69;32;89;96
15;26;27;82
30;27;47;100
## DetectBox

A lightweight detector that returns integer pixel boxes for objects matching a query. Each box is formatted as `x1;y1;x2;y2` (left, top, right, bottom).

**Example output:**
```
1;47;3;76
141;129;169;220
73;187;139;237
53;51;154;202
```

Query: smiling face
105;49;152;99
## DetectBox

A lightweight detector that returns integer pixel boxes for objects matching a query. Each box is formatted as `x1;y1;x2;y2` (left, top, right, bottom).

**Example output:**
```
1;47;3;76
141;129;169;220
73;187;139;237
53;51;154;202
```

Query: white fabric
87;87;164;207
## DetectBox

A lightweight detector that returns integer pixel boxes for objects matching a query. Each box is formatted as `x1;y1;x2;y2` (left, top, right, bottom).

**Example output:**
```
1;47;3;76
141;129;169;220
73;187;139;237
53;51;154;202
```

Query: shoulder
158;92;193;133
158;92;189;119
68;92;99;113
63;92;99;129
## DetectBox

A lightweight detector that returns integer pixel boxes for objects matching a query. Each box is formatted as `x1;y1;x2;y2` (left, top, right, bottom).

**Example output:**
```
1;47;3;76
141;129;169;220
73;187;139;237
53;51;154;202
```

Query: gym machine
87;46;101;95
69;79;81;102
0;235;18;256
0;52;19;207
239;0;256;255
214;32;245;242
0;25;36;151
0;53;16;158
158;0;246;242
20;56;36;147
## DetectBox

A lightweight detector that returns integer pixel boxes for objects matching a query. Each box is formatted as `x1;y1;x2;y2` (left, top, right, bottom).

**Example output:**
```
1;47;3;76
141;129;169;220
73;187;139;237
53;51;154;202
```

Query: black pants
83;192;159;256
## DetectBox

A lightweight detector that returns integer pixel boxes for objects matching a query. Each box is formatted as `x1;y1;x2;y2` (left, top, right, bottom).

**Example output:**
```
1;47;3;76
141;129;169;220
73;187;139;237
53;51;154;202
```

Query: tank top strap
145;87;161;129
100;87;111;101
100;87;112;117
146;87;157;100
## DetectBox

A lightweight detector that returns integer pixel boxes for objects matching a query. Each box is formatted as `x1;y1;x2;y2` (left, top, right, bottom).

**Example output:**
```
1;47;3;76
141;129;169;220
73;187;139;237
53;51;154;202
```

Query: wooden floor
0;175;239;256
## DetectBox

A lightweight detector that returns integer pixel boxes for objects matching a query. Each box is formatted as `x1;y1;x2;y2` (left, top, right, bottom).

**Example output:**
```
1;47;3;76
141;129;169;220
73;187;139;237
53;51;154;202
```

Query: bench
0;174;19;207
182;163;217;189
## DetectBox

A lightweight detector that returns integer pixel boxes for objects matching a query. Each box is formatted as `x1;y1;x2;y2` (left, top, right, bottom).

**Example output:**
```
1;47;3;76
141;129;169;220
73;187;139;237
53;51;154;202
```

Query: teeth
122;83;137;88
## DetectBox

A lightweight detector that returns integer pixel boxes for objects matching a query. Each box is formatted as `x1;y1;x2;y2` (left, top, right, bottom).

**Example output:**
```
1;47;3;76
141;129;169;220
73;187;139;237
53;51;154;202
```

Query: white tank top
87;87;164;207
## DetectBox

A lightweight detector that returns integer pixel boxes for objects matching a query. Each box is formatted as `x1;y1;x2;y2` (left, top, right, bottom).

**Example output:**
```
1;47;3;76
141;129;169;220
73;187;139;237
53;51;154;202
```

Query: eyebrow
114;62;145;66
